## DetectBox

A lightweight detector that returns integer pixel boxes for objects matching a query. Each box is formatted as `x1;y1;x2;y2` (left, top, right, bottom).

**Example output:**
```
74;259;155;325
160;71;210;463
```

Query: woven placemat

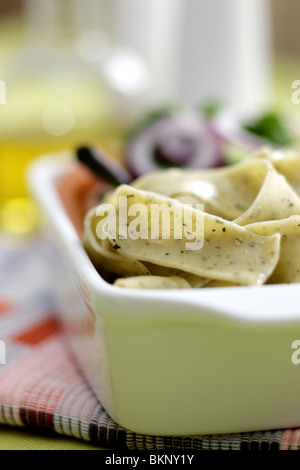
0;233;297;451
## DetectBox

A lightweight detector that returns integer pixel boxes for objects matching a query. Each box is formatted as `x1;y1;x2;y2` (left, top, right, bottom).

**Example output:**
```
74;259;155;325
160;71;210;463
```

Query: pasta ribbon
86;184;281;286
84;207;151;278
246;215;300;284
114;276;191;289
83;149;300;289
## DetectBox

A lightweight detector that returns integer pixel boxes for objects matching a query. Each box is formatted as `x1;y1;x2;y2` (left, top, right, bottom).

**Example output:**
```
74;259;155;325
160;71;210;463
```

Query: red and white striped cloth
0;232;299;450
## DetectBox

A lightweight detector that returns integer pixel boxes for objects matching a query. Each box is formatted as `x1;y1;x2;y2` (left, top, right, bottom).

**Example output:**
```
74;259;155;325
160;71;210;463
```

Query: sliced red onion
125;112;224;177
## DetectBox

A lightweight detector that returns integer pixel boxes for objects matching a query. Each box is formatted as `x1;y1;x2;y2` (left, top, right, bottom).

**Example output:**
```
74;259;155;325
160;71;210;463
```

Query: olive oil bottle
0;0;130;234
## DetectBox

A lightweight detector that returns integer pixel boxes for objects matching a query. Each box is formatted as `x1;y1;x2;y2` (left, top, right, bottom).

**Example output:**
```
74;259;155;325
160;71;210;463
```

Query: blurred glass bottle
0;0;150;234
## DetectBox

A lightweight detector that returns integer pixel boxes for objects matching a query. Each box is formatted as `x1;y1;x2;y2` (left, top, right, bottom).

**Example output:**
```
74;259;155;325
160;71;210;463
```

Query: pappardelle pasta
83;148;300;289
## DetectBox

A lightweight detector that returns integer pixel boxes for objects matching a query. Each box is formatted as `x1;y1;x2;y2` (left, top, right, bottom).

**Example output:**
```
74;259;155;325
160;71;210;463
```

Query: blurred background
0;0;299;235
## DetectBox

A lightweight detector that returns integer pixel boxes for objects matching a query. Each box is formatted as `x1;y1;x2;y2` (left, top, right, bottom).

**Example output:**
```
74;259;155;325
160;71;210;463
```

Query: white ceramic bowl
27;152;300;436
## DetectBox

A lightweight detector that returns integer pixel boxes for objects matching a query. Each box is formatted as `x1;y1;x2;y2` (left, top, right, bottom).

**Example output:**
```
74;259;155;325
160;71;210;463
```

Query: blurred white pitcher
111;0;185;106
178;0;272;116
25;0;272;116
111;0;272;116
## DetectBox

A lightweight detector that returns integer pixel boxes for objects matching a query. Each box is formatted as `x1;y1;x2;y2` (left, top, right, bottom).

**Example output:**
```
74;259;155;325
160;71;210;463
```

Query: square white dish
27;152;300;436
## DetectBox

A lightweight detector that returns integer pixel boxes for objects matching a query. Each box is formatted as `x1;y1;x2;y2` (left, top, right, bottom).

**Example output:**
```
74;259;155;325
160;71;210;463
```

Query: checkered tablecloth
0;231;299;451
